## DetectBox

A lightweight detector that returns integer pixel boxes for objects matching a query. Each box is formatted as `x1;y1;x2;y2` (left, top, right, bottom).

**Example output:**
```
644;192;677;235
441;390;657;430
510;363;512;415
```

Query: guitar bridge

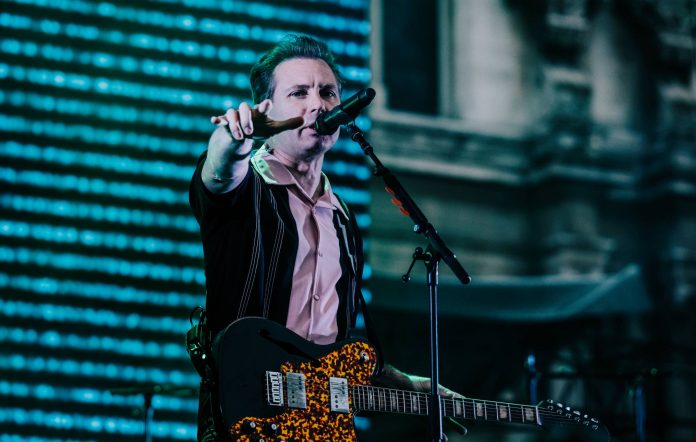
266;371;284;407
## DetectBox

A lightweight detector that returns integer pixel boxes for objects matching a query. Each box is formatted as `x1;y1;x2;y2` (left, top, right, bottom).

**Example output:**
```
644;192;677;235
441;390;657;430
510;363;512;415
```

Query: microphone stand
346;123;471;442
110;384;197;442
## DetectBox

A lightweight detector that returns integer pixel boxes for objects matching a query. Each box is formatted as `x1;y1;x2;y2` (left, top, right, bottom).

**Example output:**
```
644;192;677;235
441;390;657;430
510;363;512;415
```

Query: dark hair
250;34;344;104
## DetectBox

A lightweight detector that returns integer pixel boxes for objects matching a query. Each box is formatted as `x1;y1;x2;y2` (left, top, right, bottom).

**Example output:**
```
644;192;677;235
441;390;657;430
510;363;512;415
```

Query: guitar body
214;317;378;441
213;317;608;441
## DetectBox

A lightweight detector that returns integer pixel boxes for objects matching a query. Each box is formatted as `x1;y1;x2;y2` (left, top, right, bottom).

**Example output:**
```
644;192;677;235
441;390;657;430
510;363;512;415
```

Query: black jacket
189;151;365;339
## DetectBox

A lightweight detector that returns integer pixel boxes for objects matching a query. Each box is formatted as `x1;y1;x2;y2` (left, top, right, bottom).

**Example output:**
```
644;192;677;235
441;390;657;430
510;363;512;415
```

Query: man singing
190;34;449;441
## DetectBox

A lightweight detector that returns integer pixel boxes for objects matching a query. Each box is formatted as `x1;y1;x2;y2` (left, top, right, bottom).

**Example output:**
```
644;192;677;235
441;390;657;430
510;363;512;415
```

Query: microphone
314;88;376;135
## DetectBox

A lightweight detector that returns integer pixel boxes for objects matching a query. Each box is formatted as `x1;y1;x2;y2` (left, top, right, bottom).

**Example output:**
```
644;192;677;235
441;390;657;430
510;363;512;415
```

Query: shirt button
318;251;323;257
313;294;320;301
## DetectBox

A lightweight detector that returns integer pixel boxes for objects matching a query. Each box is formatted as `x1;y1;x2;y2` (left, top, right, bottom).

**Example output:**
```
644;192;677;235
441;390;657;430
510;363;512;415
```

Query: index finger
250;109;304;138
267;116;304;133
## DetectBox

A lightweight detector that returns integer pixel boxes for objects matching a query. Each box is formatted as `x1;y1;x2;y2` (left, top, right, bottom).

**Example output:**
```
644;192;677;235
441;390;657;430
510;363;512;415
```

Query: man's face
266;57;341;161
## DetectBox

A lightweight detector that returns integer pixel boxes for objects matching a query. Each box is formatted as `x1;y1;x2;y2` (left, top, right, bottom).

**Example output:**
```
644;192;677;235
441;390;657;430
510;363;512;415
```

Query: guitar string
262;383;598;426
258;352;596;426
265;381;591;421
266;372;597;426
267;379;581;417
264;390;593;427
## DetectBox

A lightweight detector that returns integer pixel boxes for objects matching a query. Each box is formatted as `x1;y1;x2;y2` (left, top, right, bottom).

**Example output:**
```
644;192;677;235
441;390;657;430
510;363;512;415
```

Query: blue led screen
0;0;371;440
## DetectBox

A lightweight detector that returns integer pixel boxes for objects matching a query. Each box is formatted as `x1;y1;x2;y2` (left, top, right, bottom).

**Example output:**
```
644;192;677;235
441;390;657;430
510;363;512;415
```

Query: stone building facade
364;1;695;440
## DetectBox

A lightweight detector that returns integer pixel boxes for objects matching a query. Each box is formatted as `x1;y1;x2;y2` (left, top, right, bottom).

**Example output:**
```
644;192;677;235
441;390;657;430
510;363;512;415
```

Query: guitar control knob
242;420;257;433
263;423;279;436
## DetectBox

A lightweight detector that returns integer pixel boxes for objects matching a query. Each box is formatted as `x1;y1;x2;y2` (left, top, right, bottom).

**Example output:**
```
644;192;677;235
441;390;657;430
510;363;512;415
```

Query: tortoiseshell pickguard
228;340;377;442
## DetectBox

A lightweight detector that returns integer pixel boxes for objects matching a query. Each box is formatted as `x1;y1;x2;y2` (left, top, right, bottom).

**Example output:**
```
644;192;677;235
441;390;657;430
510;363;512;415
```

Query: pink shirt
251;147;346;344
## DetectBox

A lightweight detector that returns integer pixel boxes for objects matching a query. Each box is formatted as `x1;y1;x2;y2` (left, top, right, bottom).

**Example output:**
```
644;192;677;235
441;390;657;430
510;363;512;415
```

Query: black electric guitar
214;317;608;441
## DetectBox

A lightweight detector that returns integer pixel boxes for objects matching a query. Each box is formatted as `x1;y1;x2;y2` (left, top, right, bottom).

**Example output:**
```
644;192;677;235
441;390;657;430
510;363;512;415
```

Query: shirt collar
251;145;348;218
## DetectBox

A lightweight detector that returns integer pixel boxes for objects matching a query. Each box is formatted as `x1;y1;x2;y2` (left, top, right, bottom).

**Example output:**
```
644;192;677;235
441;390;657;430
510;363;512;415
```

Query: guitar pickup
286;372;307;409
266;371;284;407
329;377;350;413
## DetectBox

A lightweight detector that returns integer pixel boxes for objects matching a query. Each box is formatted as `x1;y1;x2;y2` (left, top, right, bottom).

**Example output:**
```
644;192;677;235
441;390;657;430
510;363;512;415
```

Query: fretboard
351;385;541;426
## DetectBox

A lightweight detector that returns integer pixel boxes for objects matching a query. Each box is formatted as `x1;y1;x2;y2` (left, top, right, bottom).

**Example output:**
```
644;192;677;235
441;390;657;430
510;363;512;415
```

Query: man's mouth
300;123;322;135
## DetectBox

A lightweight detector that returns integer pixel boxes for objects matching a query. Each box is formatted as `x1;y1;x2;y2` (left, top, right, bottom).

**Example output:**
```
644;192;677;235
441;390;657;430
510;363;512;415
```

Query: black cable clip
186;306;212;382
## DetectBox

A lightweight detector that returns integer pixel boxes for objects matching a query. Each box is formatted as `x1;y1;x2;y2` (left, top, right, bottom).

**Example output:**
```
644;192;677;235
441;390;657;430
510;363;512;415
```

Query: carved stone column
447;0;543;130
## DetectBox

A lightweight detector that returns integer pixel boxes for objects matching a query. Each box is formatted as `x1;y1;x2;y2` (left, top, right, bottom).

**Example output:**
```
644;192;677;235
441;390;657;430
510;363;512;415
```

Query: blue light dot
62;360;78;374
35;384;55;399
10;355;25;369
26;329;38;341
12;382;29;397
42;331;60;346
40;19;60;34
97;3;116;16
202;44;215;58
45;358;57;371
218;46;230;61
180;15;195;28
82;361;96;376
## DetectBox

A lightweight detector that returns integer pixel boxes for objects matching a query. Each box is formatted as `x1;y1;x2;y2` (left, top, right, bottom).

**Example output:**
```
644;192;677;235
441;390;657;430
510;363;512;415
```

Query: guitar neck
351;385;541;426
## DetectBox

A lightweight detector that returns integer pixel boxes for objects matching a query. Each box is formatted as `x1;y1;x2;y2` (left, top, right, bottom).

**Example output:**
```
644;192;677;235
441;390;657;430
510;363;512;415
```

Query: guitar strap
186;306;229;441
357;285;385;373
335;194;385;374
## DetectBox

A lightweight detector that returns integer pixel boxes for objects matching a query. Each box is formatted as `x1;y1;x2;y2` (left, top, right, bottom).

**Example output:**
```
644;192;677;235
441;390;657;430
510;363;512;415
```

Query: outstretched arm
203;99;303;194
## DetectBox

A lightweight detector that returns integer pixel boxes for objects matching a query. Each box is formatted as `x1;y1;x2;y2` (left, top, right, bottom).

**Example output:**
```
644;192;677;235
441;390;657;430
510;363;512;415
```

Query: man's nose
308;91;328;113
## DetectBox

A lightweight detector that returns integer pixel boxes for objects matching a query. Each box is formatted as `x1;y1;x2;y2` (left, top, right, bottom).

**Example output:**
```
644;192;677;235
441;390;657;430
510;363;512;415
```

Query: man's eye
322;90;337;98
290;90;307;97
